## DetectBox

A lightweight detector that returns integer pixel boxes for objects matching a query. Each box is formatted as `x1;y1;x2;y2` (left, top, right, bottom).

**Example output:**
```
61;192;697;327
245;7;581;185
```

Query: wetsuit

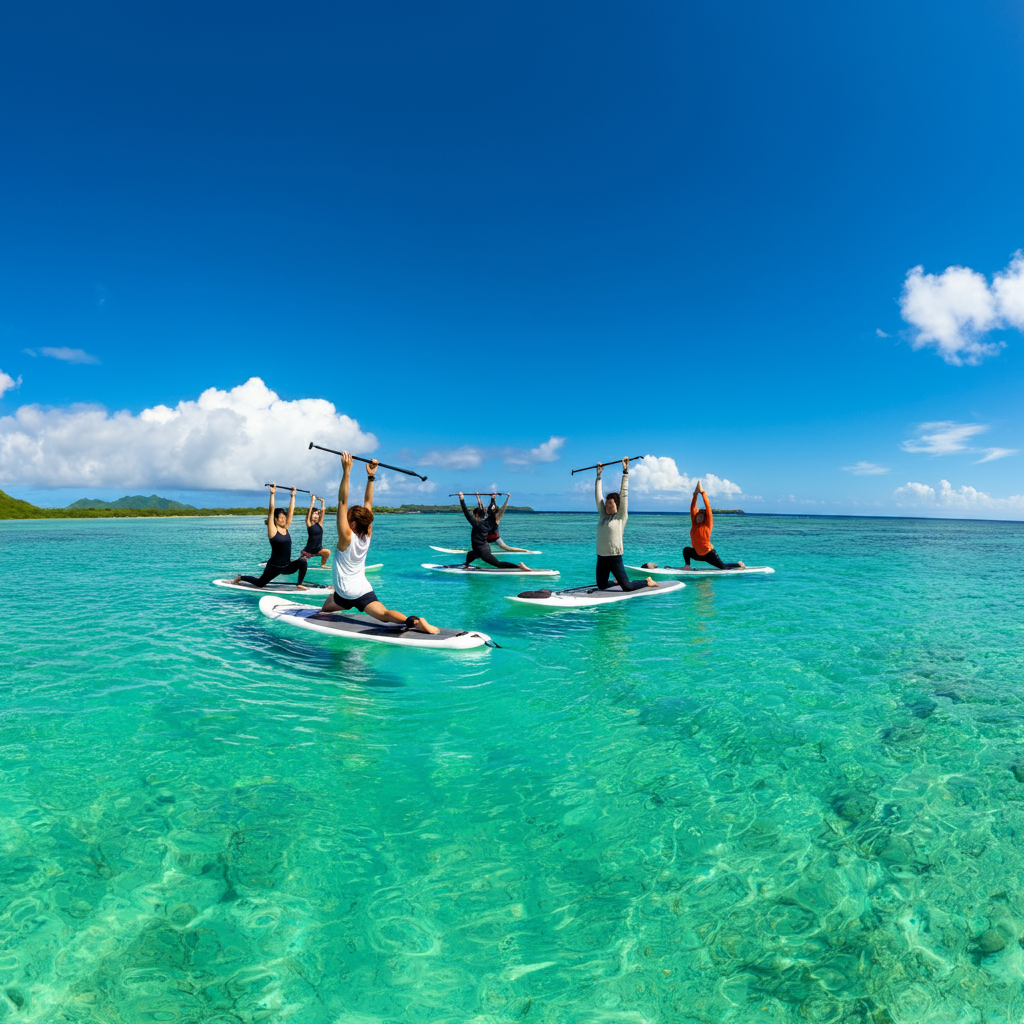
485;499;500;543
594;470;648;591
461;499;518;569
240;529;308;587
303;521;324;558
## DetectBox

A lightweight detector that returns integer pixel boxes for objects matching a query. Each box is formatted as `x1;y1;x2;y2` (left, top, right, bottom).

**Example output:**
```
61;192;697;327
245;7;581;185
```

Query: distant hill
67;494;197;511
0;489;266;520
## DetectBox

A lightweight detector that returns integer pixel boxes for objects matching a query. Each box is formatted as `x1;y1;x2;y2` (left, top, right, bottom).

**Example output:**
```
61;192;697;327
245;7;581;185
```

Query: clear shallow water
1;511;1022;1023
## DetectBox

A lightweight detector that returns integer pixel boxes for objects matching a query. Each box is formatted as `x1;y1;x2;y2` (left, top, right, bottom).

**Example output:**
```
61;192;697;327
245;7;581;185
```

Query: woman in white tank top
314;453;440;634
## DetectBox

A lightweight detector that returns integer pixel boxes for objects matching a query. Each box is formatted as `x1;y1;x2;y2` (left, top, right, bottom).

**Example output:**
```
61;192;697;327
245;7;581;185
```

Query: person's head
347;505;374;538
604;492;620;515
473;507;486;520
694;508;706;525
310;507;321;523
274;508;288;527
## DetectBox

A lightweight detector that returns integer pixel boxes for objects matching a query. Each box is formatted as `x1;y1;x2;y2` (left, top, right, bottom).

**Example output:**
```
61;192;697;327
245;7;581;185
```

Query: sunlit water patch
0;512;1022;1022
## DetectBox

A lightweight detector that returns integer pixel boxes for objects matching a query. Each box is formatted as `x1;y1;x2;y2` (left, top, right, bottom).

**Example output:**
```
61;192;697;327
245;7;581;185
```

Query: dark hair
274;507;288;520
605;492;620;505
348;505;374;537
473;507;486;518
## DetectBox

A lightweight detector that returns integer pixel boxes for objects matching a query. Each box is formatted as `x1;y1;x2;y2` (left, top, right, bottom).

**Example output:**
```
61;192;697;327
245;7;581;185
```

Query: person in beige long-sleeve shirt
594;458;655;591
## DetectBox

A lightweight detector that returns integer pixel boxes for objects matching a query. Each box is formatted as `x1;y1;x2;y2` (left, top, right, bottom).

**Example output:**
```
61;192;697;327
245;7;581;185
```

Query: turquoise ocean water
1;511;1022;1023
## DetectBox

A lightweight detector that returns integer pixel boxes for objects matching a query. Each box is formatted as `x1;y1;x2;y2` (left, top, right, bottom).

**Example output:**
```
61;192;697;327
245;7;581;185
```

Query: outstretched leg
495;538;529;553
362;601;440;635
233;564;285;588
471;546;525;570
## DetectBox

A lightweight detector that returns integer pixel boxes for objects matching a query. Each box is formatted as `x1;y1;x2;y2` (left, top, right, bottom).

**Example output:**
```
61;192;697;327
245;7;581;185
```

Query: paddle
570;455;646;475
264;484;311;494
308;443;429;482
447;492;511;497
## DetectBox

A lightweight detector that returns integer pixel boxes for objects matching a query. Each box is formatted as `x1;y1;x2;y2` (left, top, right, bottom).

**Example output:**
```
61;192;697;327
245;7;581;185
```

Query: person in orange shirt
684;480;746;570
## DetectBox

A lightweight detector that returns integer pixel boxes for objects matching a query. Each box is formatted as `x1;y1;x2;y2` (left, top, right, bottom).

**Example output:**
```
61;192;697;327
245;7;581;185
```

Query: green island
0;491;540;520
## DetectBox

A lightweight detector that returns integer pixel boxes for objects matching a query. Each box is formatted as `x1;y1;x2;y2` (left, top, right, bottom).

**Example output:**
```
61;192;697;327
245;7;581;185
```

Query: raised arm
700;485;712;530
363;459;378;511
495;493;510;522
336;453;353;547
615;458;629;519
458;492;476;524
285;487;297;529
595;464;605;512
305;494;316;528
690;481;700;518
266;484;278;538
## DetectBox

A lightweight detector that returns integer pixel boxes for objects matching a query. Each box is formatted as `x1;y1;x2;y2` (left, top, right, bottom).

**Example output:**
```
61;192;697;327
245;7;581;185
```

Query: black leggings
466;544;519;570
683;546;740;570
596;554;649;591
240;559;309;587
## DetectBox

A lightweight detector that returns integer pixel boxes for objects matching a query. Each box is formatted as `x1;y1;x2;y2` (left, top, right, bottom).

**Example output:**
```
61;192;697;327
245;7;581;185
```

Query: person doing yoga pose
460;493;530;570
302;495;330;567
475;492;530;553
316;453;438;633
595;459;656;591
684;481;746;570
231;485;309;589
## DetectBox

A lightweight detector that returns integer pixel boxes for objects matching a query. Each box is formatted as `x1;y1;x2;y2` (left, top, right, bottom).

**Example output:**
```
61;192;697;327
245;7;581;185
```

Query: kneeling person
318;453;438;634
685;481;746;570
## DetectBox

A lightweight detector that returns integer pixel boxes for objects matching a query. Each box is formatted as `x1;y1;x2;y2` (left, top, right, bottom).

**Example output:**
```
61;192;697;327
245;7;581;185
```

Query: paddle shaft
264;484;310;494
447;492;510;497
570;455;646;475
308;443;428;481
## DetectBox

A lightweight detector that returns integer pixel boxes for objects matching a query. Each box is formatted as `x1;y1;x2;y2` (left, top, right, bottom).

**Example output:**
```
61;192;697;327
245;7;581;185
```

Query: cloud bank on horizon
900;251;1024;365
0;377;376;490
894;478;1024;516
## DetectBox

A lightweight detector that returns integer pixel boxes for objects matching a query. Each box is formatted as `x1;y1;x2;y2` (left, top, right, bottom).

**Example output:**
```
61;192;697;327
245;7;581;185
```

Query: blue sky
1;1;1022;517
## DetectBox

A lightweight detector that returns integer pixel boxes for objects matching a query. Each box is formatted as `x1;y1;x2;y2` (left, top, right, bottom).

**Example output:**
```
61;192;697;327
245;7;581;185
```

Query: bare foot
518;562;531;571
646;577;657;587
413;616;440;635
231;575;242;584
296;584;308;590
737;561;746;568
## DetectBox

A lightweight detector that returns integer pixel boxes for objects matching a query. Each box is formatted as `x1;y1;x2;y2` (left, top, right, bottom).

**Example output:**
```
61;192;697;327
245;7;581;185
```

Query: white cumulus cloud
506;435;565;466
843;461;889;475
900;421;989;455
418;445;484;470
899;251;1024;365
0;377;376;490
894;479;1024;516
0;370;21;398
629;455;743;499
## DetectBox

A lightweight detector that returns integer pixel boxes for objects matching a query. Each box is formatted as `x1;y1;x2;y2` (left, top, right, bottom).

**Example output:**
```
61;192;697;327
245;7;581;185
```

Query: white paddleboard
259;596;493;650
213;578;333;595
429;545;542;555
626;564;774;577
259;561;382;572
422;562;559;577
505;580;685;608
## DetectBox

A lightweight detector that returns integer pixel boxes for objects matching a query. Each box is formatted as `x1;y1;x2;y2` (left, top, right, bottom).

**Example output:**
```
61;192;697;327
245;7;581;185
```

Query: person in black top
476;491;530;553
302;494;330;567
231;484;309;589
459;492;530;570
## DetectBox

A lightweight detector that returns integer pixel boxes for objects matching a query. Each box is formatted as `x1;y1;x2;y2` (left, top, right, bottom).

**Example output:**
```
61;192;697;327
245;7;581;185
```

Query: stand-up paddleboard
258;561;383;572
212;578;333;595
626;564;774;577
258;596;494;649
506;580;684;608
429;545;542;555
422;562;559;577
